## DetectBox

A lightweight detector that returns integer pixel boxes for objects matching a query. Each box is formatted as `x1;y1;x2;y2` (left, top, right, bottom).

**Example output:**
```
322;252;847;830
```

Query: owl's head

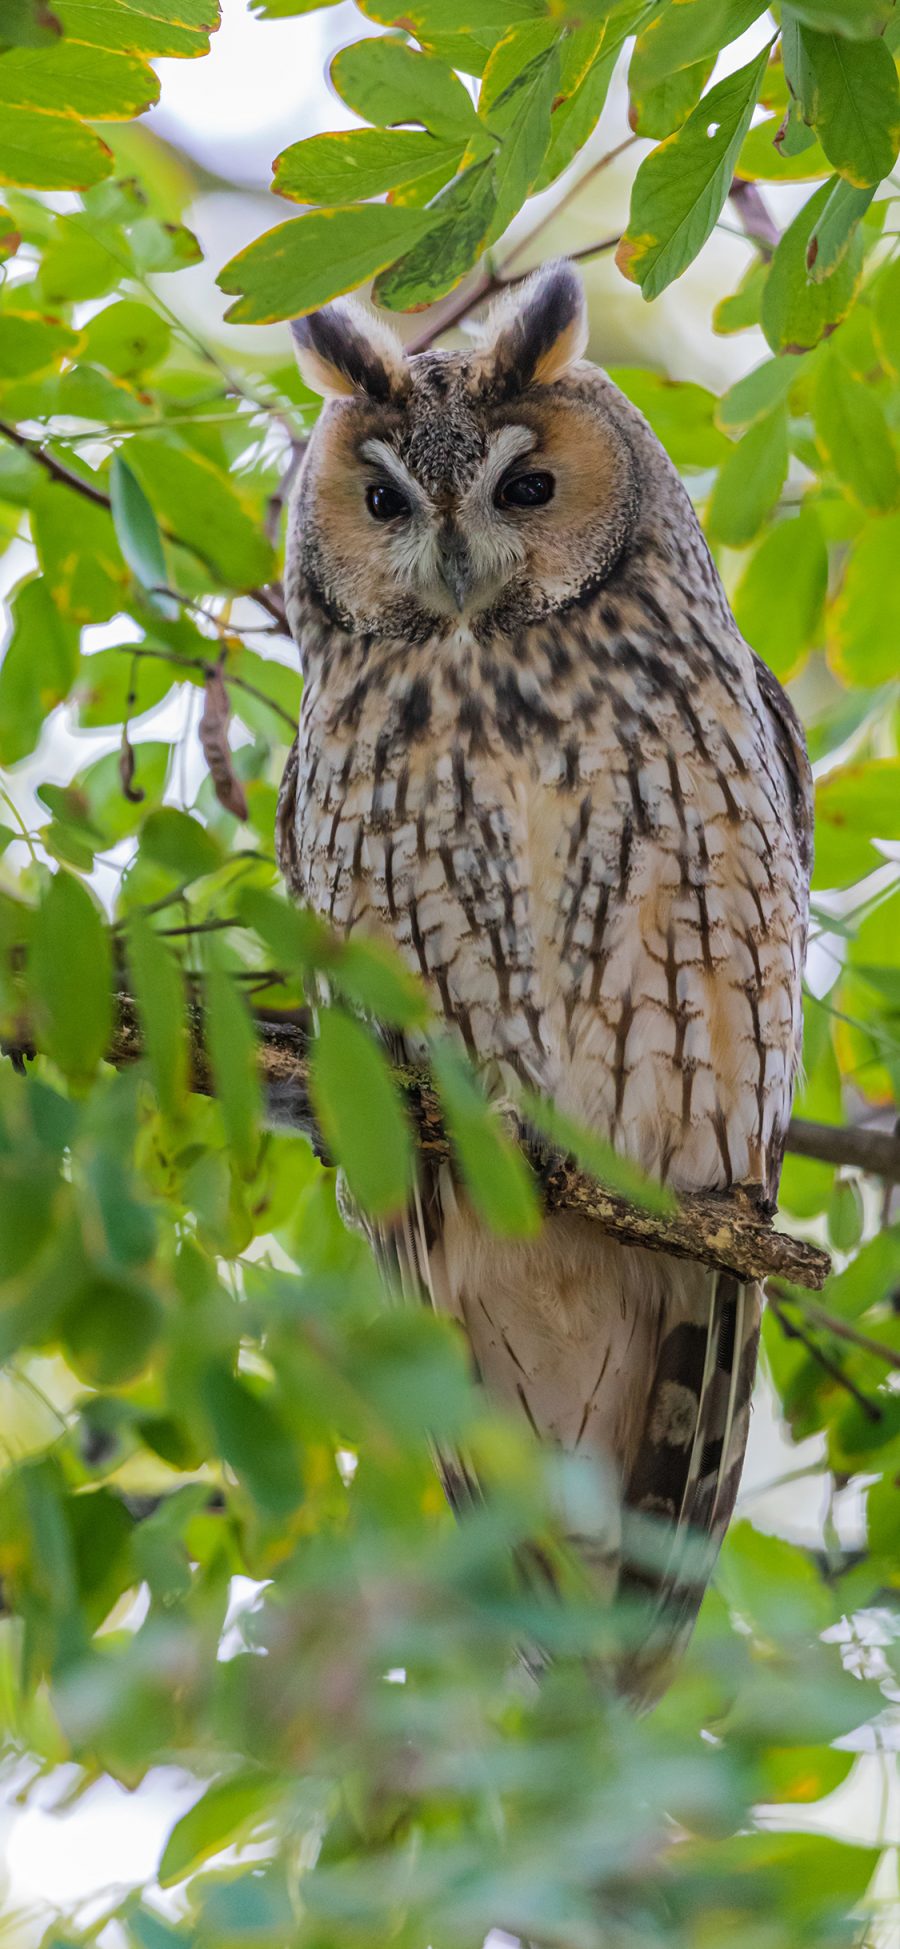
285;261;647;642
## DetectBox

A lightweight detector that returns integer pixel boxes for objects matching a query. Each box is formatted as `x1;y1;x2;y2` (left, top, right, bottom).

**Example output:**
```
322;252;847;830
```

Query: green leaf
60;1272;162;1385
274;129;463;206
761;178;863;352
204;946;262;1178
480;31;560;238
311;1007;413;1218
126;913;189;1121
706;406;789;547
712;257;768;334
832;510;900;683
628;0;767;92
431;1040;540;1239
55;0;220;58
806;176;874;278
0;40;158;118
139;806;222;883
82;299;171;376
609;369;729;468
617;47;770;300
873;255;900;375
788;0;895;30
74;645;176;729
629;53;712;140
121;437;274;591
0;575;78;763
38;209;127;301
330;36;481;139
200;1362;303;1517
110;454;178;616
159;1769;276;1888
716;353;811;431
0;104;112;190
29;871;112;1083
534;25;616;190
0;309;80;380
217;203;439;326
813;758;900;886
812;356;900;510
32;477;128;624
733;507;828;679
332;938;430;1030
735;114;831;182
374;157;497;309
0;0;63;49
789;23;900;186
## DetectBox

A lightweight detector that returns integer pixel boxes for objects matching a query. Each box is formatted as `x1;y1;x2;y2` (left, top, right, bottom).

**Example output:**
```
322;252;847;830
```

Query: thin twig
768;1292;883;1422
728;177;782;257
770;1285;900;1373
406;137;637;356
0;417;111;507
121;643;297;733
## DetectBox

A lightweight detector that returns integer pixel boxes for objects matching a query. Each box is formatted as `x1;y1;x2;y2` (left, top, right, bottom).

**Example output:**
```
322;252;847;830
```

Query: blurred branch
770;1284;900;1372
728;177;781;256
0;417;111;508
768;1290;883;1421
787;1116;900;1182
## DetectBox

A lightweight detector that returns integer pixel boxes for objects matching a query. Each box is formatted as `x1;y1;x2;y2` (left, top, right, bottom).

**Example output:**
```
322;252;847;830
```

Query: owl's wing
275;732;301;887
752;656;814;1202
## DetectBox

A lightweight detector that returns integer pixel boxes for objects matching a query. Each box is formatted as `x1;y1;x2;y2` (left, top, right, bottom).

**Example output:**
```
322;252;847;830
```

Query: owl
276;261;812;1699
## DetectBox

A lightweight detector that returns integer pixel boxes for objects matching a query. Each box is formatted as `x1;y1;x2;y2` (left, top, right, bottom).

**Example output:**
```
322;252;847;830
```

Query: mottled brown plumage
278;263;812;1698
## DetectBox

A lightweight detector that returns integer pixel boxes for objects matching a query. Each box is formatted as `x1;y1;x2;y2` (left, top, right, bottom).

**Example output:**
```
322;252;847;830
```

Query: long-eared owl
276;262;813;1698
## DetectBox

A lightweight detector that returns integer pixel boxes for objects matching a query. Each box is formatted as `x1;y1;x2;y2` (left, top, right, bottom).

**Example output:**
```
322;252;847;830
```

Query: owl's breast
289;636;806;1195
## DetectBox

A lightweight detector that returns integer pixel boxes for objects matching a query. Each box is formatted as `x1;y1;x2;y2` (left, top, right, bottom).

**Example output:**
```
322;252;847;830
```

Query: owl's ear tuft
471;260;588;398
290;299;410;404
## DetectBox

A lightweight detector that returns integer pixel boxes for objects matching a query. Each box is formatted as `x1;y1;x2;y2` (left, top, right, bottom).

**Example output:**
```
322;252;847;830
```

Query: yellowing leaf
761;178;863;352
812;357;900;511
792;24;900;186
274;129;463;206
217;203;439;326
617;47;769;300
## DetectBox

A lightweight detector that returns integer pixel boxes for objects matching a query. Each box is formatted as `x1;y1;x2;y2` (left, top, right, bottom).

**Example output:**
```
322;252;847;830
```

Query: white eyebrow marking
473;423;537;503
359;437;427;509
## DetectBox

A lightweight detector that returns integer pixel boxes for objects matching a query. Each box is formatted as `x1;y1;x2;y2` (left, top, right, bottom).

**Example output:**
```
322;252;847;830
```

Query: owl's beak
436;531;475;613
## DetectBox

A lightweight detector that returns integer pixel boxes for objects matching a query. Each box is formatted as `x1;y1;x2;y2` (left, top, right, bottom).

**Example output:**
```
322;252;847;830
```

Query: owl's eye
366;480;410;523
496;470;555;510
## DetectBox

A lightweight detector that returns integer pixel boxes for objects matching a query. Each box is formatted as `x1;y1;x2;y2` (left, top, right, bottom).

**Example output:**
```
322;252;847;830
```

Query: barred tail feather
618;1270;761;1703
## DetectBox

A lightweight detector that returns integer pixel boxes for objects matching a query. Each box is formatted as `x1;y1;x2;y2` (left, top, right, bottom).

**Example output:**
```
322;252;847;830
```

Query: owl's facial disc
356;425;539;620
288;260;641;639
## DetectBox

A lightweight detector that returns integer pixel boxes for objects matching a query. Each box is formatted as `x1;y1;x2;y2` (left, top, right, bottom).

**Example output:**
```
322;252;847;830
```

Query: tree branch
783;1117;900;1183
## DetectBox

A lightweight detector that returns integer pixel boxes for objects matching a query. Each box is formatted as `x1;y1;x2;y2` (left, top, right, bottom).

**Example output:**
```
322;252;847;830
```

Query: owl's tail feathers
616;1271;762;1706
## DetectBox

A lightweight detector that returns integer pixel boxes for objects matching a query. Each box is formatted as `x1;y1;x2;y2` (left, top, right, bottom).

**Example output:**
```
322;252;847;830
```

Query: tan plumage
277;263;812;1698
